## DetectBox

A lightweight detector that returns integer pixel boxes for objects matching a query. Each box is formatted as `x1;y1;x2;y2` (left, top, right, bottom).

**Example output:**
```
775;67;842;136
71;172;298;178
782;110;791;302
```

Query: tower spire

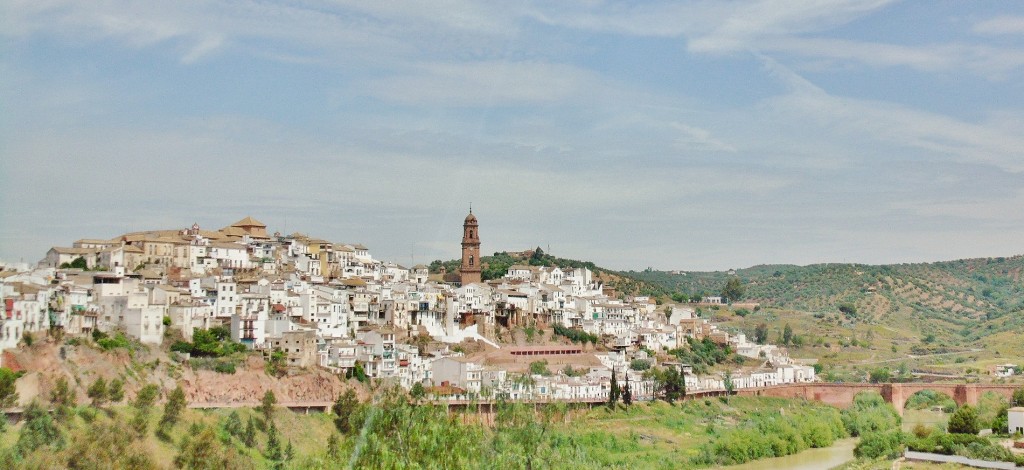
460;208;481;285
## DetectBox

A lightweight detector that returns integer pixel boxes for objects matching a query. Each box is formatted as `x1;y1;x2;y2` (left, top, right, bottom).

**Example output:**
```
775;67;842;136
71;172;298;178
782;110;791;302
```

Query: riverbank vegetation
1;385;906;469
4;384;1020;469
846;391;1024;468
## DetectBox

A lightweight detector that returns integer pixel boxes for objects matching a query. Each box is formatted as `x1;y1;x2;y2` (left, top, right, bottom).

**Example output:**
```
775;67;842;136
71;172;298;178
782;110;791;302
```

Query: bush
96;333;130;351
629;359;651;371
691;405;846;466
529;360;552;376
552;324;599;345
947;405;980;435
189;357;238;375
841;392;901;437
854;430;906;459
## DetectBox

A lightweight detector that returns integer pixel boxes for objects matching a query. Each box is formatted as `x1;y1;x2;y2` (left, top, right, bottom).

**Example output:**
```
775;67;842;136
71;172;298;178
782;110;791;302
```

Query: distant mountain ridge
622;255;1024;342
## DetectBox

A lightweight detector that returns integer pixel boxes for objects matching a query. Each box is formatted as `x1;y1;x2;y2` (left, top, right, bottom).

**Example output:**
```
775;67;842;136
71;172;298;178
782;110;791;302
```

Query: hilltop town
0;212;818;404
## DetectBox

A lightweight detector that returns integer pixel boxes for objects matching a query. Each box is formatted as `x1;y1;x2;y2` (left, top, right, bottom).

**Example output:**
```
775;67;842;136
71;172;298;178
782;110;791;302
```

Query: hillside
430;248;669;298
626;256;1024;340
619;256;1024;381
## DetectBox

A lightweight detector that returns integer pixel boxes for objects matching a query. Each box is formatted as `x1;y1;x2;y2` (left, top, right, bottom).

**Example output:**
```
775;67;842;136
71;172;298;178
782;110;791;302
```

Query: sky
2;1;1024;272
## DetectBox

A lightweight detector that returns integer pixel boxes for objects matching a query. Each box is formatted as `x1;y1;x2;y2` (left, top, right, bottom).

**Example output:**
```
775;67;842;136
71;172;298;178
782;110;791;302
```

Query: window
469;255;474;266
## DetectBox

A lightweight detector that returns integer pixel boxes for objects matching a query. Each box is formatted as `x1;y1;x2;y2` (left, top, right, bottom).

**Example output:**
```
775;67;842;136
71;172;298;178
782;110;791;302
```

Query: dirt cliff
9;336;358;406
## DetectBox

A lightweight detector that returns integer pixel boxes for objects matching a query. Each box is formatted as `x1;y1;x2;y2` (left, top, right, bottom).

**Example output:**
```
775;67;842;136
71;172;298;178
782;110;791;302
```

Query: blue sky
3;1;1024;271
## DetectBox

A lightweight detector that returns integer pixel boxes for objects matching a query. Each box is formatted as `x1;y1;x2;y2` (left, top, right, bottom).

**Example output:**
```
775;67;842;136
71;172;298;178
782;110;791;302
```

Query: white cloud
358;61;604;106
685;0;895;53
974;15;1024;35
756;57;1024;171
670;122;736;152
181;35;225;64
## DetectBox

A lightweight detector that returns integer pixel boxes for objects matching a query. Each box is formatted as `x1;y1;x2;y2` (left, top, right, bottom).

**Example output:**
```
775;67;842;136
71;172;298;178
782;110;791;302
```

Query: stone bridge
737;383;1020;415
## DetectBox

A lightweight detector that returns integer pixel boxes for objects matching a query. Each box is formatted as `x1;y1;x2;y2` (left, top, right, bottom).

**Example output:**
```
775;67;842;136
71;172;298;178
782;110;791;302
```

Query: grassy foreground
1;392;855;469
562;396;848;468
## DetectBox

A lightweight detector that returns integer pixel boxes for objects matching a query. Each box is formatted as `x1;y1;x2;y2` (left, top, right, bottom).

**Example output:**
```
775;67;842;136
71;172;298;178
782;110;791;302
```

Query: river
724;438;858;470
721;409;951;470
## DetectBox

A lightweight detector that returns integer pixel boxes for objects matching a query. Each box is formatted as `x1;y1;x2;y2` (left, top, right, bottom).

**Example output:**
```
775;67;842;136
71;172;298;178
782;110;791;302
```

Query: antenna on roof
469;202;472;214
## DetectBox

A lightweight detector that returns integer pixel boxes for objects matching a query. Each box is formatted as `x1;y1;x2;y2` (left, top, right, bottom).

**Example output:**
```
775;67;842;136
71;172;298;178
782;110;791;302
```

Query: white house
1009;407;1024;435
432;356;483;393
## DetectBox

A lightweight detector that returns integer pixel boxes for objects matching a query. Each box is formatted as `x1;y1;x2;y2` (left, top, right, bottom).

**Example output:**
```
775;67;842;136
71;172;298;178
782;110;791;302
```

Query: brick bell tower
460;207;482;285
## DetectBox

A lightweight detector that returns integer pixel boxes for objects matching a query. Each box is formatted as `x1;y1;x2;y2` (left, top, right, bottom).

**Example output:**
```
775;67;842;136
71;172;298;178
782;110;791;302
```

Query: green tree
260;390;277;423
991;404;1010;434
854;430;906;459
265;420;283;462
841;392;901;437
1012;388;1024;407
607;371;620;408
723;370;735;404
69;256;88;270
783;323;793;346
721;278;745;303
410;382;425;401
224;410;243;438
529;360;552;376
754;323;769;344
326;433;341;460
285;440;294;461
161;385;186;426
16;400;64;455
948;404;980;435
87;377;108;408
175;423;252;470
49;376;75;423
132;383;160;437
869;368;892;384
243;416;257;447
656;366;686;403
332;388;362;435
62;418;157;469
108;378;125;403
265;350;287;377
157;385;187;440
0;367;21;408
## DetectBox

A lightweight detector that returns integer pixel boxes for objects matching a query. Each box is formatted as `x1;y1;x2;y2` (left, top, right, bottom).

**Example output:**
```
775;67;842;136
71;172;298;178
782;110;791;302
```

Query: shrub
529;360;552;376
841;392;901;437
854;430;906;459
214;362;236;374
552;324;599;345
96;333;130;351
947;405;980;435
691;404;846;466
629;359;651;371
912;424;933;438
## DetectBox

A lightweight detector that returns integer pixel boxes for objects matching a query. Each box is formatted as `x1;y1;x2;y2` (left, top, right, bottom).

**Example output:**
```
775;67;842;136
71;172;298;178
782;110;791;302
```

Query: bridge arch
902;389;957;414
737;383;1020;417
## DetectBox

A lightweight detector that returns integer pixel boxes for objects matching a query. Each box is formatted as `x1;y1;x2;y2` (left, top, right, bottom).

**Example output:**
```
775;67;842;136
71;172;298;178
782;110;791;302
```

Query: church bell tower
460;208;481;285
